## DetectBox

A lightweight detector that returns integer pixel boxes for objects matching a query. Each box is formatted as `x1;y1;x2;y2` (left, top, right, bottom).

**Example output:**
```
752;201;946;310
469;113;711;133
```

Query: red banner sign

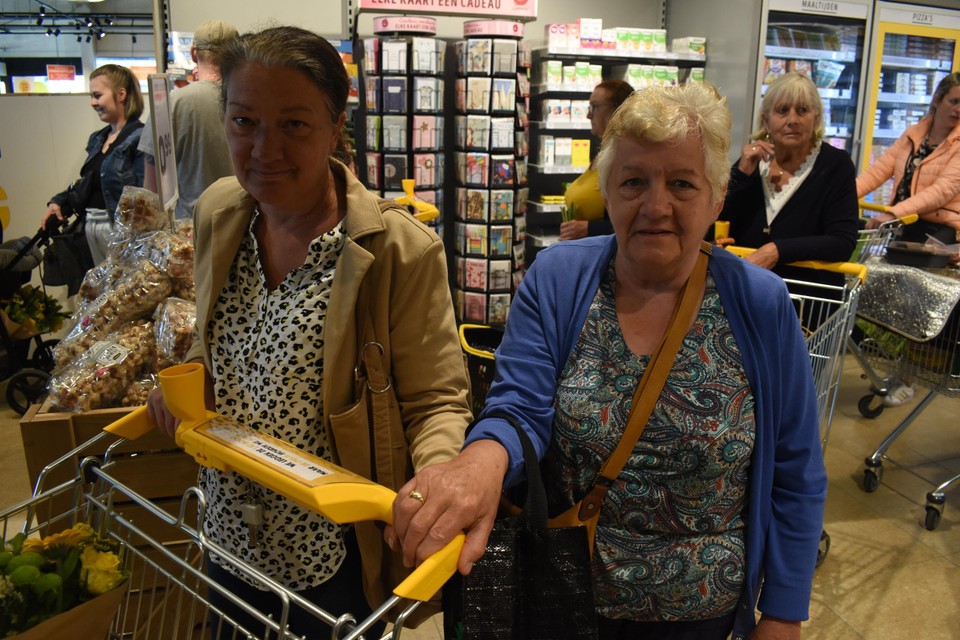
358;0;537;20
46;64;76;81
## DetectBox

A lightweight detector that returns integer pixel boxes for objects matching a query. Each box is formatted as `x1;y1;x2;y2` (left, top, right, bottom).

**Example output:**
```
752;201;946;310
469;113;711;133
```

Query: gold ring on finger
408;490;425;504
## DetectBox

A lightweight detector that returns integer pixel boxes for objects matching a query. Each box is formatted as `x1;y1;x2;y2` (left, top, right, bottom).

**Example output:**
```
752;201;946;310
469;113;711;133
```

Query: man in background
140;20;238;219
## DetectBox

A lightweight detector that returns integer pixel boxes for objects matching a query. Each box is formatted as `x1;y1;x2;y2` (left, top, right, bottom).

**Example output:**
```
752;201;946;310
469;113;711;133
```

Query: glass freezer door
860;3;960;206
760;1;870;156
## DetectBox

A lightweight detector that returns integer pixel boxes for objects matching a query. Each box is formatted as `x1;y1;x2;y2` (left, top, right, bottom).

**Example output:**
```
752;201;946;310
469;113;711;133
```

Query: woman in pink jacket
857;72;960;406
857;72;960;245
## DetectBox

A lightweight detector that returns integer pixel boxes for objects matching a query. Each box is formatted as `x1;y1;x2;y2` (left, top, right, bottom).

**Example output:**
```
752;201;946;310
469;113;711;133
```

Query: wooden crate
18;401;200;533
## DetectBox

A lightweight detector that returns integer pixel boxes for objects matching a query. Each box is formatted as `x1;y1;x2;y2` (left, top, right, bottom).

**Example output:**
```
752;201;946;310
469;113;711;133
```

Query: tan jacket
186;162;471;610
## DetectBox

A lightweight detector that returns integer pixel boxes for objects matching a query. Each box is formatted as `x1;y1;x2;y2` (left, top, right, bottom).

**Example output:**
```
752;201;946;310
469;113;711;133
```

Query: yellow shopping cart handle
103;363;463;604
858;200;919;226
458;323;498;361
395;179;439;224
723;246;868;284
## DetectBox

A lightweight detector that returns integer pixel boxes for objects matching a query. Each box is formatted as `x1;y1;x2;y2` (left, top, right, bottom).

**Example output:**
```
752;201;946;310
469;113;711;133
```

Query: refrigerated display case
757;0;872;156
860;1;960;207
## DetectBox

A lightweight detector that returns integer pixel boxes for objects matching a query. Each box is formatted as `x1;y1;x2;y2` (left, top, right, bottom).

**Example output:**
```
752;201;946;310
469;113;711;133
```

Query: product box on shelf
671;36;706;56
545;23;567;49
577;18;603;49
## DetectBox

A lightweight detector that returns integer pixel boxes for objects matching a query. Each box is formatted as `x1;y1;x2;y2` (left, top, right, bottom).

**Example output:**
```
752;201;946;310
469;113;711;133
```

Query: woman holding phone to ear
716;72;858;287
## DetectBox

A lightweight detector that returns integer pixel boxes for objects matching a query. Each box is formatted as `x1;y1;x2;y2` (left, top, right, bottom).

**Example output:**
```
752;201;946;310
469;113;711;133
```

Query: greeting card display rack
359;18;446;236
451;22;531;326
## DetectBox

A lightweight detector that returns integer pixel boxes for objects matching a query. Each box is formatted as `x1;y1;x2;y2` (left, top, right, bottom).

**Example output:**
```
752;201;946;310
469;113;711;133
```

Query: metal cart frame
2;425;443;640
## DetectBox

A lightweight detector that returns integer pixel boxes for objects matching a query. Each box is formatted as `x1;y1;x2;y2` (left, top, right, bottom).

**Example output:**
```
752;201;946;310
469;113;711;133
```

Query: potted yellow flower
0;285;71;340
0;523;128;639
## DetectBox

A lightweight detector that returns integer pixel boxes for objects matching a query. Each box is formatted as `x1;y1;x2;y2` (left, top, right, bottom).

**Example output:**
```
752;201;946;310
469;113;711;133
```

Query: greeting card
515;187;530;214
464;291;486;323
455;115;467;148
382;77;408;113
464;258;488;290
455;152;467;184
413;77;443;112
467;77;492;113
489;260;512;291
490;117;515;150
490;189;513;221
465;189;489;222
490;155;516;186
491;78;516;112
382;154;407;190
466;152;489;186
365;115;381;151
414;153;439;187
465;223;488;256
489;225;513;257
514;129;529;157
363;38;379;74
412;115;440;150
455;78;467;112
513;214;526;243
492;39;518;76
488;293;511;324
466;38;492;75
381;115;408;151
466;115;491;150
366;152;381;189
381;39;408;74
411;37;440;74
365;76;381;112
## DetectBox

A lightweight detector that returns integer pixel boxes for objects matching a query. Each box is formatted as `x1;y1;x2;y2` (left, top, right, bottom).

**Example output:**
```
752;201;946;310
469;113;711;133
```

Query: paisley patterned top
201;211;346;590
545;260;756;621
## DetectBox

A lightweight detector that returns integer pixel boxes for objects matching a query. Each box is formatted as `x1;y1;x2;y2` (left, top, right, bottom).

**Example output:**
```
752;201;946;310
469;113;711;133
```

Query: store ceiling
0;0;154;38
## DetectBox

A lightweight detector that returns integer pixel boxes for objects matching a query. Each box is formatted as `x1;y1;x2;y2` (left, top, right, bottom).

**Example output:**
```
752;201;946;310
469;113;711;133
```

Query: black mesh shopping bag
443;414;597;640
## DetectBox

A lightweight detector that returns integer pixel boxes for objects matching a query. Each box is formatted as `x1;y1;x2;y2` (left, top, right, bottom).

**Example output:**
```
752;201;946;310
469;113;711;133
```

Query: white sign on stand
148;74;178;214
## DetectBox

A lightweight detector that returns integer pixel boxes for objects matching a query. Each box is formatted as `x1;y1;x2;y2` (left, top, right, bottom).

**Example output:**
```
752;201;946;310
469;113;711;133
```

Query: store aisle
1;357;958;639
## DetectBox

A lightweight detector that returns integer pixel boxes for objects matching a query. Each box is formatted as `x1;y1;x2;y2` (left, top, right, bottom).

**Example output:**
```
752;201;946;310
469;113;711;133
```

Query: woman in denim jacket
43;64;145;264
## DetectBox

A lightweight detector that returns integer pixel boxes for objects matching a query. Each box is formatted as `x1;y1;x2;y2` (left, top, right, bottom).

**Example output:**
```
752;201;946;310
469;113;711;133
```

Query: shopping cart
460;253;866;566
3;363;462;640
850;254;960;531
847;202;917;414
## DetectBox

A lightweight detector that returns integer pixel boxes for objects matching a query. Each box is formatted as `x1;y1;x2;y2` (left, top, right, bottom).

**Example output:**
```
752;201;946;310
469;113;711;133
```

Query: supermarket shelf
882;55;951;71
872;129;905;140
527;233;560;248
528;163;589;174
531;84;593;95
536;46;705;65
530;120;593;130
824;126;850;137
877;92;931;105
764;46;856;63
761;84;853;100
527;201;565;213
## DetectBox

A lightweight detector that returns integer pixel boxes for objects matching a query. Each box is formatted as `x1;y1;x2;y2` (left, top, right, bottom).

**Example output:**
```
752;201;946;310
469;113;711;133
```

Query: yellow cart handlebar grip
723;246;868;284
103;362;464;603
858;200;919;226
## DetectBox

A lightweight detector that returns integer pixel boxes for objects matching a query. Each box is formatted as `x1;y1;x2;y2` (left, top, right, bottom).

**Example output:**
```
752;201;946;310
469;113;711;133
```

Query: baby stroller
0;229;60;415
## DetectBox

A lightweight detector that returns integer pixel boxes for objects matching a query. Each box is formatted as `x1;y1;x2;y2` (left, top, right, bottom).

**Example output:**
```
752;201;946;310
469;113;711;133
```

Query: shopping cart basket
4;363;463;640
851;255;960;531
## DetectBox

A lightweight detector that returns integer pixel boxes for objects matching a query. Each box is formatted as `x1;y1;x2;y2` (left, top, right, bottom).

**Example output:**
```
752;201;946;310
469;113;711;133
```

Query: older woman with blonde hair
717;72;858;285
394;83;826;640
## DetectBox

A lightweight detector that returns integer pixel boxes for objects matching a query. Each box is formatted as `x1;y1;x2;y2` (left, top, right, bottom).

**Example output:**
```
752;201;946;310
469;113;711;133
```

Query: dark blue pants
205;531;386;639
597;611;736;640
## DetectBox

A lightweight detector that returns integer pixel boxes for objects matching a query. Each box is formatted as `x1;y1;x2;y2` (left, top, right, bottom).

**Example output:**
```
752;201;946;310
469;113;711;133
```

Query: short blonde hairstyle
753;72;824;142
595;83;732;206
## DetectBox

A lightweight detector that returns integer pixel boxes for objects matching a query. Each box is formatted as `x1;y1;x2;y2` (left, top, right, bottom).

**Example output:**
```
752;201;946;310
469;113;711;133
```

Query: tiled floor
1;355;958;639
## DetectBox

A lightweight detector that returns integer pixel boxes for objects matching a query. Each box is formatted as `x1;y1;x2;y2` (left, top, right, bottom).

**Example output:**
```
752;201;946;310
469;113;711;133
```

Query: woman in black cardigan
717;72;859;287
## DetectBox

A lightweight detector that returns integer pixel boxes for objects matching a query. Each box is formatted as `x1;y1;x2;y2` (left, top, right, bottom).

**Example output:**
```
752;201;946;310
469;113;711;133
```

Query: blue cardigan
466;235;827;639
